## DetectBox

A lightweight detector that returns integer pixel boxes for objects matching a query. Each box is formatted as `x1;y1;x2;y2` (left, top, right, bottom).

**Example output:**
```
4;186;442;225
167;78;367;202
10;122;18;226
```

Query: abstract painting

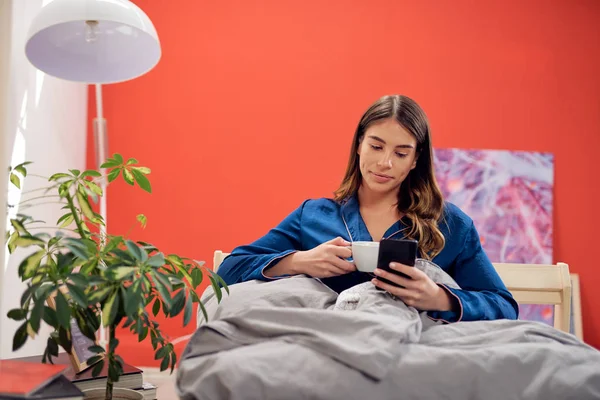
434;148;554;326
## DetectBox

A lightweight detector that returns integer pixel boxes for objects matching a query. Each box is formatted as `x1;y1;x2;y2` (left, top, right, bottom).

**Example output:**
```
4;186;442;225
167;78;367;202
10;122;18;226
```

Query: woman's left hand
372;262;456;312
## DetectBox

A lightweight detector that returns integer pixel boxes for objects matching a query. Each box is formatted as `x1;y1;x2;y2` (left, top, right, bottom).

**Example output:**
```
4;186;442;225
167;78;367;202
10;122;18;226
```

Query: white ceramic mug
351;241;379;272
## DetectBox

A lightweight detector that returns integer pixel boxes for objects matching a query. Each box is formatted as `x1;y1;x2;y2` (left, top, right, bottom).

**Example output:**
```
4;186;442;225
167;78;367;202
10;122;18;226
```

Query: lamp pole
94;83;109;347
94;83;108;241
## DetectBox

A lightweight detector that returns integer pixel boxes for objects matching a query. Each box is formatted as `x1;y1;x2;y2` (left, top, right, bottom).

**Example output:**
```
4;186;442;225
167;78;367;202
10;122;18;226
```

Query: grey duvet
177;265;600;400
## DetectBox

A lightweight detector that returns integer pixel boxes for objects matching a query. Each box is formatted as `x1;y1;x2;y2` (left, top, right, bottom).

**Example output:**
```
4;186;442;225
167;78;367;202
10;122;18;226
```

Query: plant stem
16;201;69;210
20;184;59;196
105;326;115;400
65;192;86;238
19;195;62;205
24;173;50;180
24;226;79;234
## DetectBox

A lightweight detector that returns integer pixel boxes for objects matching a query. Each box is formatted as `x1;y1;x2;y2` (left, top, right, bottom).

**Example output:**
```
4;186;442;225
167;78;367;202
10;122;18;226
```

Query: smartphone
376;239;418;288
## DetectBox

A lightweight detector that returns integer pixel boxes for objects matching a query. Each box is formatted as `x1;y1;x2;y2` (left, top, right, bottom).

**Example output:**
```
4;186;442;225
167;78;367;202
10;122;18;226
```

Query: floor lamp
24;0;161;347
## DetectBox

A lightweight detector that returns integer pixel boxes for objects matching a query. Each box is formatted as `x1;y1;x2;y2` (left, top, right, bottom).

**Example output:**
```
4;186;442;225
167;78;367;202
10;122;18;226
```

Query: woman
218;94;518;323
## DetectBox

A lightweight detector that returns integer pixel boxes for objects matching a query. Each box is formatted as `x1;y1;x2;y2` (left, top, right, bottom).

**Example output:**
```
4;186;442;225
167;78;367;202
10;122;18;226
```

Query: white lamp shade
25;0;161;84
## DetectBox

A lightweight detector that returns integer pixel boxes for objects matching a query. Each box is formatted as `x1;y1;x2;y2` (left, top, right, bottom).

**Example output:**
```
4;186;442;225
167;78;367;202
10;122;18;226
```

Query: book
0;360;67;398
0;375;84;400
136;382;157;400
4;354;143;392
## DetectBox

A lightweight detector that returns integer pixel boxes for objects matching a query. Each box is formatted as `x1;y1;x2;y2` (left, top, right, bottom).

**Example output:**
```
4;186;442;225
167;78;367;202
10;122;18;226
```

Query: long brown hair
333;95;445;259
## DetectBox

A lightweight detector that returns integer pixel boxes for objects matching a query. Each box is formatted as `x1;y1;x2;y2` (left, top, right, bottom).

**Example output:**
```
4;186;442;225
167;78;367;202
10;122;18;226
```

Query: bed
175;251;600;400
211;251;574;333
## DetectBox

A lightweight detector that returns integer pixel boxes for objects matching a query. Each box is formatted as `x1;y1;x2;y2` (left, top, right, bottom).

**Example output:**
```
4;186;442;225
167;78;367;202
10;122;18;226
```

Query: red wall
87;0;600;364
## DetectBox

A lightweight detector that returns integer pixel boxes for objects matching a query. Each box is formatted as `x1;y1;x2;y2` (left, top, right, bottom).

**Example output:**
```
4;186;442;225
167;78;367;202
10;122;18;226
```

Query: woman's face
356;118;418;196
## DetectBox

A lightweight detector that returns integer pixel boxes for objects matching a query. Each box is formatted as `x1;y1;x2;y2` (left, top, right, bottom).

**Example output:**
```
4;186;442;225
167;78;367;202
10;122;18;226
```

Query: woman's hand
293;237;356;278
372;262;456;312
267;237;356;278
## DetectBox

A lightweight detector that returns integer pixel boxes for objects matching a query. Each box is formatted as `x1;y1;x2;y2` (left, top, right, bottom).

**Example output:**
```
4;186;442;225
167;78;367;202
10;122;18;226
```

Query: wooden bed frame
212;250;574;335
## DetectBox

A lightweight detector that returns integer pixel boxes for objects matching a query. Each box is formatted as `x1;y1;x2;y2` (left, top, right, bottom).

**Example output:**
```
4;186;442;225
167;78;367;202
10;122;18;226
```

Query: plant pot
82;388;143;400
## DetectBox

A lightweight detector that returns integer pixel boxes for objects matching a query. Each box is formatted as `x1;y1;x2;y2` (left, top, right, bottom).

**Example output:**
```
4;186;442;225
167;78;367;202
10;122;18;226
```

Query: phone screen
376;239;418;288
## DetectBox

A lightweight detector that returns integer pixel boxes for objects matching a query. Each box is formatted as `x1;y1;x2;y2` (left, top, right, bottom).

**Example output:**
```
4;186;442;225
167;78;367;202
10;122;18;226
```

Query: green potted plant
5;154;227;400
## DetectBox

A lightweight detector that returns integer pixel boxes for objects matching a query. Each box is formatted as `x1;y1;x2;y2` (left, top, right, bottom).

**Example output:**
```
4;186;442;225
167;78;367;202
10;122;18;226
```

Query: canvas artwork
433;148;555;326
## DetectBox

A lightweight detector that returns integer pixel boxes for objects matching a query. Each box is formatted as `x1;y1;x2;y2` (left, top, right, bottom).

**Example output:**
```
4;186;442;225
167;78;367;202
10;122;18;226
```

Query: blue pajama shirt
217;195;519;323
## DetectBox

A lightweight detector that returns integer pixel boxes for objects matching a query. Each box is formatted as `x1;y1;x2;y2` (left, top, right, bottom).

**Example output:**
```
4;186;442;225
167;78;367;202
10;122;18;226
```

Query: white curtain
0;0;88;359
0;0;13;362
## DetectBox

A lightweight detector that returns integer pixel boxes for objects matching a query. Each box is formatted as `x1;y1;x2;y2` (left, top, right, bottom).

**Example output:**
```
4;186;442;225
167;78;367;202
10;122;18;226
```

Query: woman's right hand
284;237;356;278
264;237;356;278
